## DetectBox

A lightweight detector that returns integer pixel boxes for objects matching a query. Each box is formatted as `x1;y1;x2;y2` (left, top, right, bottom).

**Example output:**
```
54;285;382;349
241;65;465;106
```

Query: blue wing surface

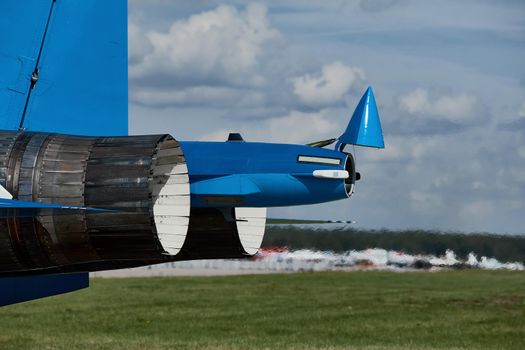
0;198;111;218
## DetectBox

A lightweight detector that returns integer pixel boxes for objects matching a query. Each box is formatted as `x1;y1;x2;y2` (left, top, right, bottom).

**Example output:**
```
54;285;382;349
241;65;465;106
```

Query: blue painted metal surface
22;0;128;136
180;141;349;207
0;0;128;136
0;198;110;218
191;175;262;196
0;273;88;307
338;86;385;149
0;198;107;210
0;0;53;130
180;142;346;176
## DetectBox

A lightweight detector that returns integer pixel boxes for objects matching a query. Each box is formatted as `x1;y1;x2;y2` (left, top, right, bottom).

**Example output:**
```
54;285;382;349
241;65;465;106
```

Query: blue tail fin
337;86;385;149
0;0;128;136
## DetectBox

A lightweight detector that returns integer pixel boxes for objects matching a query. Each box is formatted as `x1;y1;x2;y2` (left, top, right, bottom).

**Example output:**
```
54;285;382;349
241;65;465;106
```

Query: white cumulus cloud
130;3;281;88
518;146;525;159
199;110;338;144
459;200;494;222
519;102;525;117
399;88;479;124
128;21;153;65
291;62;365;107
130;86;265;108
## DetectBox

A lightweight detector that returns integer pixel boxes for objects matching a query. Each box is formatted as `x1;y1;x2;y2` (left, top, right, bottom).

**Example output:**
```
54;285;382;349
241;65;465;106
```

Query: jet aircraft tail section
0;2;386;308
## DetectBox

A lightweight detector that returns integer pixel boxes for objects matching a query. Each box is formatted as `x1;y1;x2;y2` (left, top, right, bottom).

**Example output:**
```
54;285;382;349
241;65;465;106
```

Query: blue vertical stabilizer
0;0;128;136
338;86;384;149
0;0;54;130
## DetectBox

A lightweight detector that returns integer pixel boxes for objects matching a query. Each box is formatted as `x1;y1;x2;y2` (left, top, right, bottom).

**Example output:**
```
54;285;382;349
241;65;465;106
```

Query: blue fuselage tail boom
180;141;354;207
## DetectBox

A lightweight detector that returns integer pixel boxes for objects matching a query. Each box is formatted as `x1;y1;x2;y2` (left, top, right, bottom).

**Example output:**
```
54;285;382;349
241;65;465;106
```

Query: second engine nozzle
0;131;191;274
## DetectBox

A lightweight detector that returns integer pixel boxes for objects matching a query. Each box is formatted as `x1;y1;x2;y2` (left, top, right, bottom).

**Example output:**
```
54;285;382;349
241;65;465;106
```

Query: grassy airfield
0;270;524;350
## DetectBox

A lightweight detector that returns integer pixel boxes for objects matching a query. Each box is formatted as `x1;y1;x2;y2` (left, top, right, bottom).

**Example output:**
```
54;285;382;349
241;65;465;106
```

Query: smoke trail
166;248;524;272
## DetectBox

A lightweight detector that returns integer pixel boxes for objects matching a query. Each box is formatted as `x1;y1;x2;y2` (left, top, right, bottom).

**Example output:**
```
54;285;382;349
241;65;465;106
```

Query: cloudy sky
128;0;525;234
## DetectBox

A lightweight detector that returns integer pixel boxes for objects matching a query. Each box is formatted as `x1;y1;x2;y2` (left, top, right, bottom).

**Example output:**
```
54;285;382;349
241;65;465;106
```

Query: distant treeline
262;227;525;263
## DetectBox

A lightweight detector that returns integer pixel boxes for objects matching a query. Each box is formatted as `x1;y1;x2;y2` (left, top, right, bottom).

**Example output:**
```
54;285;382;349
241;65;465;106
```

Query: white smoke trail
159;248;524;272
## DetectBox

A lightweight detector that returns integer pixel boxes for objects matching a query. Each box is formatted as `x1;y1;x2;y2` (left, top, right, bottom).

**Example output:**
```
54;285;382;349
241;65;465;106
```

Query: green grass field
1;271;524;350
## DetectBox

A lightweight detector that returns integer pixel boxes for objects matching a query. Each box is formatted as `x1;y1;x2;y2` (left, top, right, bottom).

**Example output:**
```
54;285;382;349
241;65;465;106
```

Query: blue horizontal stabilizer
0;198;110;218
338;86;385;149
0;273;88;307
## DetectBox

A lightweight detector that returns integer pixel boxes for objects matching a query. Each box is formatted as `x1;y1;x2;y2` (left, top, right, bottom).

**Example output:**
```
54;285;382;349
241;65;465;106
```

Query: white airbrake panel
235;207;267;255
